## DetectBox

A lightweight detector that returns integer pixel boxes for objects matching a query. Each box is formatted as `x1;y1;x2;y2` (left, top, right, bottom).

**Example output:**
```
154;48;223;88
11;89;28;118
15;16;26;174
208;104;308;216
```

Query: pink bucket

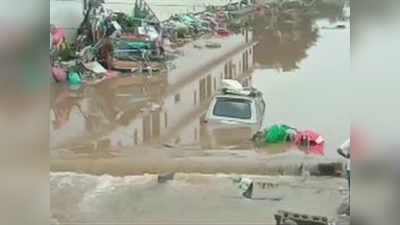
52;66;67;82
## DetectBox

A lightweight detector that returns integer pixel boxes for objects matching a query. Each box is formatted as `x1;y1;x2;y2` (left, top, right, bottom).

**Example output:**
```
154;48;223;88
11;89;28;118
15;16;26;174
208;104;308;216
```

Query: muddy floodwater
51;1;349;159
51;1;350;223
253;19;350;158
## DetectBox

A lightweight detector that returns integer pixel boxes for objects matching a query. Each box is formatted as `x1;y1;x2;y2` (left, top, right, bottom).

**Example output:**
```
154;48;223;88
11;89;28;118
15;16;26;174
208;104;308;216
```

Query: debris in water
163;143;175;148
234;177;254;199
52;66;67;82
193;43;203;49
158;172;175;183
83;61;107;74
295;130;325;155
321;24;346;30
205;42;222;49
254;123;298;145
67;72;82;85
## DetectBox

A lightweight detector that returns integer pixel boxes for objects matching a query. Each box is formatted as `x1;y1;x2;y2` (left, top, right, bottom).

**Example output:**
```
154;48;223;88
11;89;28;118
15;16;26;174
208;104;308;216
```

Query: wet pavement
51;1;350;223
51;172;347;224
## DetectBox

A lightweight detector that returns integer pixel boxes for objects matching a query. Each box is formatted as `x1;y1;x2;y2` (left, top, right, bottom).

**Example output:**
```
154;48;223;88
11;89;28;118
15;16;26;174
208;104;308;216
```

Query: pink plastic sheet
294;130;325;155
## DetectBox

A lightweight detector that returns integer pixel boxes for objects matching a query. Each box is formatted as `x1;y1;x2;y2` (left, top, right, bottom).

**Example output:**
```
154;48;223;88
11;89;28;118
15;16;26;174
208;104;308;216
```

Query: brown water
51;1;349;159
50;1;350;224
51;32;256;152
253;11;351;158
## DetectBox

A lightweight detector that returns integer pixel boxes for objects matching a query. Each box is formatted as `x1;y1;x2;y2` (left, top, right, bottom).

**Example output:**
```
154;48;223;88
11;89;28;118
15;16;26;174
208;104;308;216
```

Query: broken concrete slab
274;210;329;225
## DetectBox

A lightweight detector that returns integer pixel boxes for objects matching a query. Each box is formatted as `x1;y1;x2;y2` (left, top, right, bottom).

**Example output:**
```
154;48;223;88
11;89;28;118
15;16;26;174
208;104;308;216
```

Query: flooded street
253;17;350;158
51;1;349;159
50;0;350;223
51;32;256;152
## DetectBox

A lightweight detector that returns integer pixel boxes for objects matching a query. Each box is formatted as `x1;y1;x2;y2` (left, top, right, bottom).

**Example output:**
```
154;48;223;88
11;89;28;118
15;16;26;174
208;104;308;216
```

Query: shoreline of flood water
51;171;346;224
51;147;345;177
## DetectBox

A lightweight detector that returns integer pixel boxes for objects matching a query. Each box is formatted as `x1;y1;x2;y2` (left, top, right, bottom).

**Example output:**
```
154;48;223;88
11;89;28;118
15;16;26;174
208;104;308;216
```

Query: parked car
201;80;265;149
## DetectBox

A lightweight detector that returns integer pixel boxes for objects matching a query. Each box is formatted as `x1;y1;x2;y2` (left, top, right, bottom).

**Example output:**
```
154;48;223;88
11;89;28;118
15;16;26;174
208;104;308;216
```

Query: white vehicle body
201;80;265;149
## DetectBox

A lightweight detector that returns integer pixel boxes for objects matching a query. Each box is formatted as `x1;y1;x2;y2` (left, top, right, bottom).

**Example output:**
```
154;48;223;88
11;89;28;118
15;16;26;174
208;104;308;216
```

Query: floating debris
158;172;175;183
205;41;222;49
321;24;346;30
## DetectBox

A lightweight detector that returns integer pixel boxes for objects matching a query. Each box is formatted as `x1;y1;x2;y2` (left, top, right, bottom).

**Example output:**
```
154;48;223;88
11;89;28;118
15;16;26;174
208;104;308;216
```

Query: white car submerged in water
201;80;266;149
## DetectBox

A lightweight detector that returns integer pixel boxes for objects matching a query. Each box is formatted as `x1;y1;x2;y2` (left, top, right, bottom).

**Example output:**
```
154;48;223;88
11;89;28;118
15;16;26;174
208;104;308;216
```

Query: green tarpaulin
114;40;156;50
172;14;199;27
264;124;296;143
182;15;196;25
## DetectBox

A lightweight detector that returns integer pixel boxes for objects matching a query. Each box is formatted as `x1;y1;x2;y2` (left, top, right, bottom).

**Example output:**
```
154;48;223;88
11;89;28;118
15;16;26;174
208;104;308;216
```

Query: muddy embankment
51;146;345;177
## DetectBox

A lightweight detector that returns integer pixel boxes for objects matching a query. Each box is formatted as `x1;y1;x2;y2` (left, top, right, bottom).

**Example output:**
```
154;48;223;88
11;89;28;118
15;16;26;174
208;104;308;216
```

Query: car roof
214;94;256;101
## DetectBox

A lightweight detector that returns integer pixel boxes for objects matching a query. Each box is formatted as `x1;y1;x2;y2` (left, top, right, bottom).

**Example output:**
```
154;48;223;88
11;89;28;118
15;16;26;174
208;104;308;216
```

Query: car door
256;97;266;126
254;100;262;127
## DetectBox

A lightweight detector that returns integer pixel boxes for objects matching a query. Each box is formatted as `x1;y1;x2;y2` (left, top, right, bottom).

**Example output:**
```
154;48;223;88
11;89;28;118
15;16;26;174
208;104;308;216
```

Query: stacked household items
50;0;254;86
162;10;233;48
50;0;166;86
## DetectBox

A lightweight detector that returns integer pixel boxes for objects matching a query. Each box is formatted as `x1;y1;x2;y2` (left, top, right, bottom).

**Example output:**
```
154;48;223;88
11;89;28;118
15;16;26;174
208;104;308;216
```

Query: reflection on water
253;0;348;72
50;1;350;158
51;30;256;155
252;1;350;158
253;6;319;71
50;74;167;150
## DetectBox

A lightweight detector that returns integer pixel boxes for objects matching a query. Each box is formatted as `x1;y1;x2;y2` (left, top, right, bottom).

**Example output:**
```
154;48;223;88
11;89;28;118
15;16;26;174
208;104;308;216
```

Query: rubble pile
50;0;257;86
50;0;166;86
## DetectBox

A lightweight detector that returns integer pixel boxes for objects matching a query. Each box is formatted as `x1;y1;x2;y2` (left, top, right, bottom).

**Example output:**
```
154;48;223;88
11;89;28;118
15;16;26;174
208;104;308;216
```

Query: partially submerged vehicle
201;80;265;149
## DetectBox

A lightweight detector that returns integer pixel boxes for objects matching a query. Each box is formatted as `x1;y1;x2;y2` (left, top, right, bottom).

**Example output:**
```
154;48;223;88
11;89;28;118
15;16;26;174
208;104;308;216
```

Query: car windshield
213;97;252;120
